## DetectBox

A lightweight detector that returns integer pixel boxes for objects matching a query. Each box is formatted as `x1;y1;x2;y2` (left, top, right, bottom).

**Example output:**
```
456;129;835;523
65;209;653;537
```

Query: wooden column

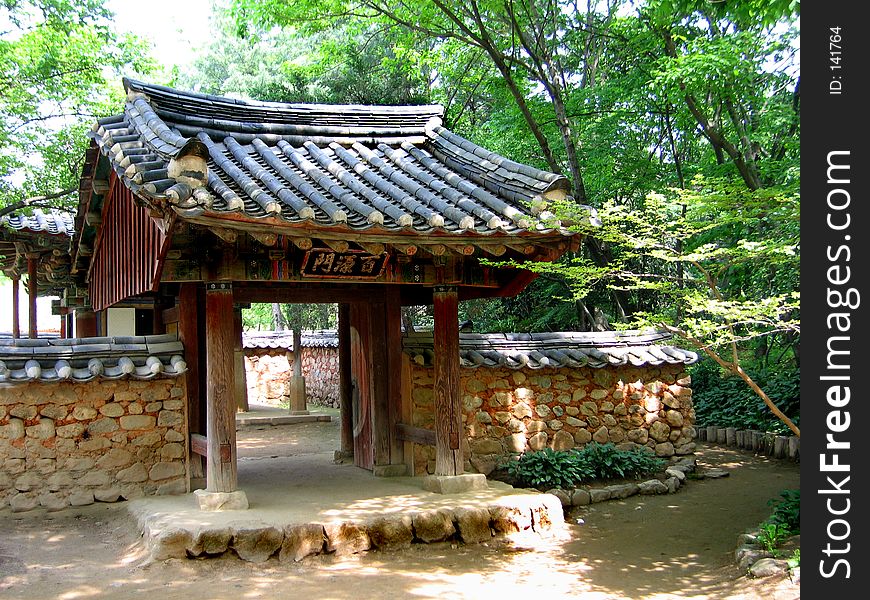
205;282;238;493
233;305;249;412
385;286;404;465
433;286;462;476
75;309;98;338
11;275;20;339
338;303;353;457
27;255;37;339
370;300;390;467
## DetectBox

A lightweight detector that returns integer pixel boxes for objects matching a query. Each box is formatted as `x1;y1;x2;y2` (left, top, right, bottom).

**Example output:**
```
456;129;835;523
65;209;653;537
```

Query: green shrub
754;489;800;555
504;443;666;490
505;448;593;490
691;358;799;433
758;522;792;554
766;489;800;532
573;442;666;480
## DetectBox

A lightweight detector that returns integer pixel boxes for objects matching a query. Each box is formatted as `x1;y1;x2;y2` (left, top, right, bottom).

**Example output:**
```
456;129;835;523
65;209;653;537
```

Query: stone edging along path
140;492;567;563
541;455;708;508
142;456;718;564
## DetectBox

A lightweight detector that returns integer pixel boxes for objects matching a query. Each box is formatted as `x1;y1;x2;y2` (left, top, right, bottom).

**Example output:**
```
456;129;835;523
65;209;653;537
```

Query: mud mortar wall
0;379;188;512
244;347;339;408
410;364;695;476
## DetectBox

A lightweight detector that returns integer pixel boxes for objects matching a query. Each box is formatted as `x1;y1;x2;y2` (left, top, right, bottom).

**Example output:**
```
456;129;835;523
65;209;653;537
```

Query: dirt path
0;421;799;600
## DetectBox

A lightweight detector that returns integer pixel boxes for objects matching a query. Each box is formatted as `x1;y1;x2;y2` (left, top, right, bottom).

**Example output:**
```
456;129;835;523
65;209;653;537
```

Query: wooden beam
357;242;385;255
74;308;97;338
505;243;536;256
482;244;507;257
370;301;391;467
290;237;313;251
11;275;19;339
27;256;37;339
433;286;462;476
190;433;208;457
385;286;404;466
178;284;202;447
338;303;353;457
250;231;277;247
422;244;447;257
323;239;350;253
233;305;249;412
210;227;238;244
395;423;436;446
233;282;387;305
205;282;239;493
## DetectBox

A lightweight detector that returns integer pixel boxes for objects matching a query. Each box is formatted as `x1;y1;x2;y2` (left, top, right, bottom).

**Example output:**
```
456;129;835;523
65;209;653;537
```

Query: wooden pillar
75;309;98;338
370;300;390;467
11;275;20;339
233;305;249;412
27;255;37;339
433;286;462;476
385;287;404;465
338;303;353;457
205;282;238;493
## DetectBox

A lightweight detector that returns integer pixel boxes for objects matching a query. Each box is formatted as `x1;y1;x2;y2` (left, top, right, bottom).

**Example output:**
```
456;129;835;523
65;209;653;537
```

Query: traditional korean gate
349;304;374;470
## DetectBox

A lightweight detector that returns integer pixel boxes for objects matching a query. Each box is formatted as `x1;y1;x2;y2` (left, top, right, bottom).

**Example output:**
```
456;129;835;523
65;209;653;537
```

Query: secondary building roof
0;209;75;295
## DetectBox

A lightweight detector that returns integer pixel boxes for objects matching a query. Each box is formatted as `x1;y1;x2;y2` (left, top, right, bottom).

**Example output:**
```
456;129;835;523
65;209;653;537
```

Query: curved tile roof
0;333;187;383
243;330;338;350
87;78;592;242
1;209;75;237
403;330;698;370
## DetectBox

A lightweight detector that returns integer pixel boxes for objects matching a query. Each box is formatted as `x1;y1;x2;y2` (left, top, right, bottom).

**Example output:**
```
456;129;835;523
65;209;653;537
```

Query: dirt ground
0;416;800;600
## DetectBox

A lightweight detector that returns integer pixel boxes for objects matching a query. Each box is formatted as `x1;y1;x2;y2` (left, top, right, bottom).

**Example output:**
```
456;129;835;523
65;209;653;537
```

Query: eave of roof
84;79;594;247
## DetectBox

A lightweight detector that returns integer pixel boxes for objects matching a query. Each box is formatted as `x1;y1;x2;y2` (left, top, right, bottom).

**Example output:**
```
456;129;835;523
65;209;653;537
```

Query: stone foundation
244;346;338;408
410;363;695;476
0;379;188;511
139;491;565;562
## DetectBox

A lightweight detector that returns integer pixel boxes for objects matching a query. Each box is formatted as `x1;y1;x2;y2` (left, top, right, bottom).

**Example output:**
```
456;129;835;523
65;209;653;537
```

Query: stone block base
373;464;409;477
422;474;488;494
194;489;250;511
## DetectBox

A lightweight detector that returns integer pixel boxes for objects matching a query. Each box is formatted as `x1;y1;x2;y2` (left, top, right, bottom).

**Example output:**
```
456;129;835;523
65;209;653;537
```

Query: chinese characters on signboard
301;249;389;279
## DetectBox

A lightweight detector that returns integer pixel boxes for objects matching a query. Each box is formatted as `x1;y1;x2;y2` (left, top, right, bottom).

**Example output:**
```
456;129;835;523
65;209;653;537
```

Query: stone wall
410;363;695;476
244;347;339;408
0;378;188;512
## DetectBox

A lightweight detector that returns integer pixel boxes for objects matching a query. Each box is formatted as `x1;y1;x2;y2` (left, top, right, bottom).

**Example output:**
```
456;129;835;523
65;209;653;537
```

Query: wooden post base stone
422;474;488;495
194;489;250;511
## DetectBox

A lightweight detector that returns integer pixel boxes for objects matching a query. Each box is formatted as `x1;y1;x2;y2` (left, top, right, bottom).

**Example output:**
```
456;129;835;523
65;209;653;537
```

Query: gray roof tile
86;79;594;243
0;334;187;383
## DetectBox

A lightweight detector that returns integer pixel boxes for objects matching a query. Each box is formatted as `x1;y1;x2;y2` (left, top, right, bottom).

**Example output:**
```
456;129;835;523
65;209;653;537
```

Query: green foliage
691;358;799;433
573;442;666;481
757;522;792;554
1;0;154;210
242;303;337;331
755;489;799;555
787;549;800;569
766;489;800;532
505;443;665;490
505;448;592;490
